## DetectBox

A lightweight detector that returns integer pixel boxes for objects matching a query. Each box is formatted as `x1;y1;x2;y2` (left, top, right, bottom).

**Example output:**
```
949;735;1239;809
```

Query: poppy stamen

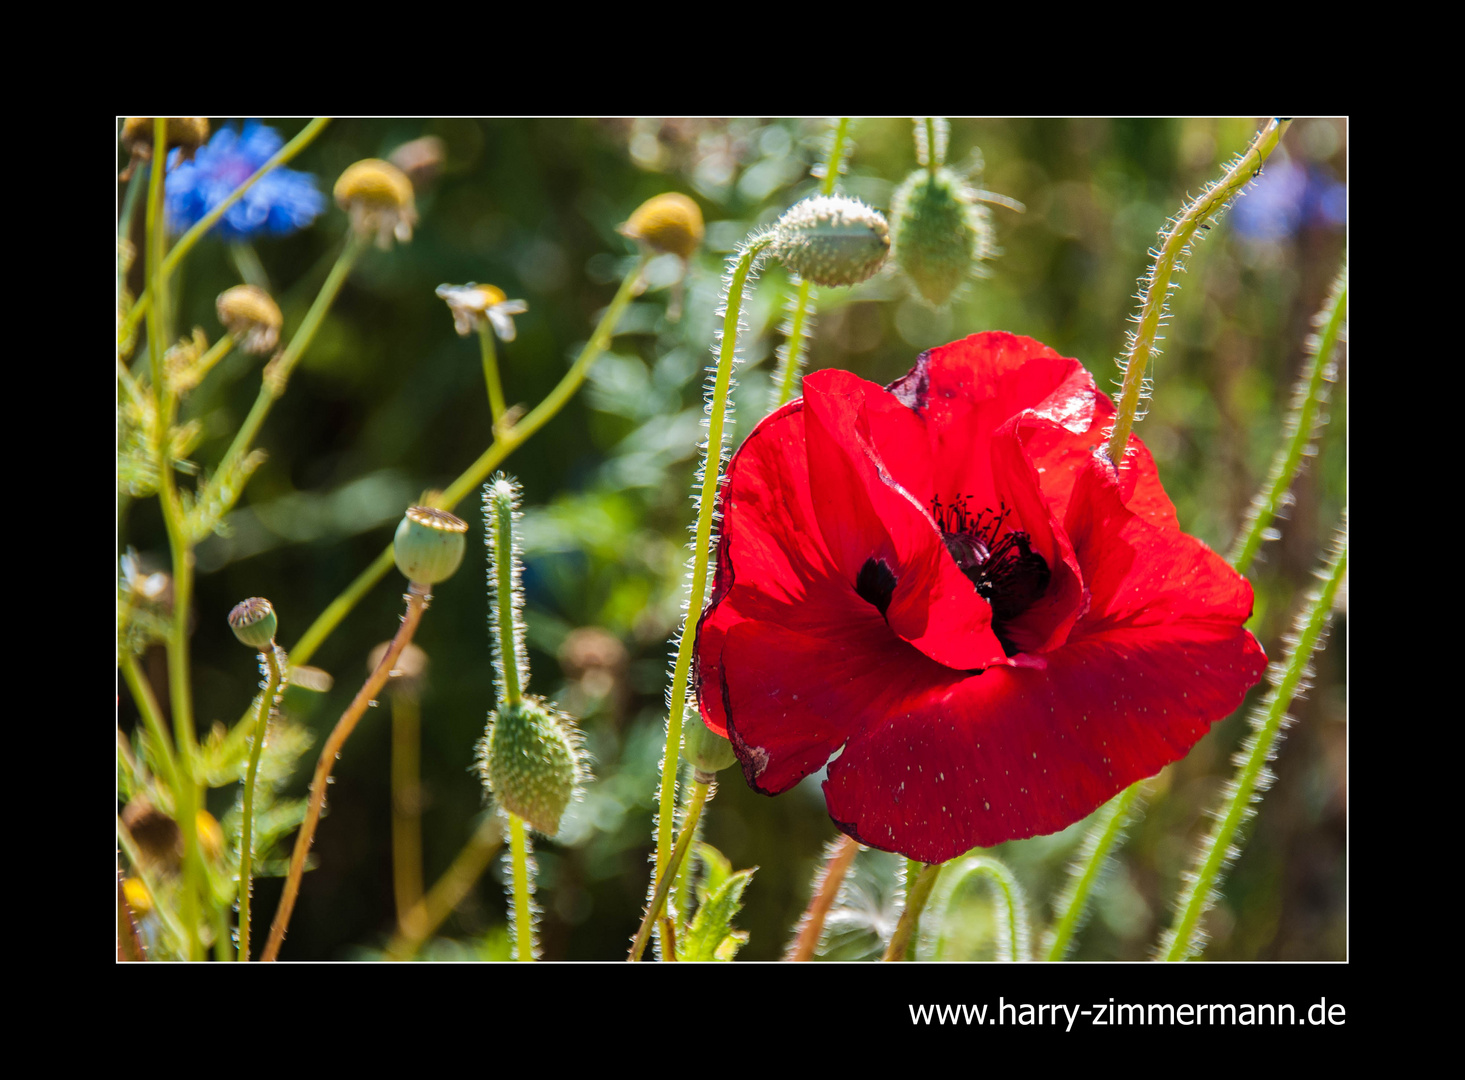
932;497;1051;635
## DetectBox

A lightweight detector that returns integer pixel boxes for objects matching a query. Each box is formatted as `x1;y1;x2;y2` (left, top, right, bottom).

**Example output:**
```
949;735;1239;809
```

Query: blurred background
118;117;1346;960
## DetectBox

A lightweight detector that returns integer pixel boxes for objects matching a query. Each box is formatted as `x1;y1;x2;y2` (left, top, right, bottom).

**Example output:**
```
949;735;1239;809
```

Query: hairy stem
508;814;535;961
630;777;711;961
237;643;286;961
262;584;431;960
884;862;943;961
1043;783;1142;961
786;834;860;960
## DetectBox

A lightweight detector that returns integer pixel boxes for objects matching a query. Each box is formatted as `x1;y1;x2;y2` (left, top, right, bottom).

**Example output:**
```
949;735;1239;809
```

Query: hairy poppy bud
890;168;991;308
334;158;417;248
477;698;582;835
217;285;283;355
228;597;278;649
770;194;890;287
682;708;737;779
620;193;705;258
393;507;468;585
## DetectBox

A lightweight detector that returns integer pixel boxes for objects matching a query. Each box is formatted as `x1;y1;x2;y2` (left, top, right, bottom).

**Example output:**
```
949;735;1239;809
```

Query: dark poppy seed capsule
770;195;890;287
683;707;738;778
393;506;468;584
477;698;580;836
228;597;277;649
890;168;986;308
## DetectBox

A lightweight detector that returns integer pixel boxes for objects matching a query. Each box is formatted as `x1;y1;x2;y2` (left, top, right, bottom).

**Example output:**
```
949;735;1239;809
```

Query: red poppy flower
695;332;1265;864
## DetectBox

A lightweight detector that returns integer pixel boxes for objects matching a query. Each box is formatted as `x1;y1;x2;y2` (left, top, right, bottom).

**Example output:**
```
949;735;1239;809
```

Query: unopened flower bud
228;597;277;649
683;708;737;779
890;168;991;308
393;506;468;585
196;810;224;863
334;158;417;248
477;698;582;836
217;285;283;355
770;194;890;287
122;877;152;917
620;193;705;258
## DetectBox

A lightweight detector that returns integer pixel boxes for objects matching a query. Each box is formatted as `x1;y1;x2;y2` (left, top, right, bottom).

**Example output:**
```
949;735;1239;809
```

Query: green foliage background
118;118;1346;960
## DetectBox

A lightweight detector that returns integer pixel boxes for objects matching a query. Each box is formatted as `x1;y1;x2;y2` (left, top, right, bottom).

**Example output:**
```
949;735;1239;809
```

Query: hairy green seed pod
770;195;890;287
228;597;277;649
393;506;468;585
682;708;737;778
890;168;987;308
477;698;581;836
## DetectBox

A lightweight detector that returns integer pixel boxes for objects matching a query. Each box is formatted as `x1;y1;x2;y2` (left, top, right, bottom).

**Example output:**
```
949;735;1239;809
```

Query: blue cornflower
1231;158;1346;243
166;121;325;241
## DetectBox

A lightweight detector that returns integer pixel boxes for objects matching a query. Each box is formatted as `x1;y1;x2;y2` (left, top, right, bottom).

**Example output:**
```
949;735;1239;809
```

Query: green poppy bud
477;698;582;836
890;168;989;308
682;708;737;779
393;507;468;585
770;194;890;287
228;597;278;650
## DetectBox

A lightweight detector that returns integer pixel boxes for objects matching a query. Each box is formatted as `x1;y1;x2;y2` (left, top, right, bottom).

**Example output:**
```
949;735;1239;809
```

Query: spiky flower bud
890;168;992;308
620;193;705;258
228;597;278;649
769;194;890;287
216;285;283;355
121;117;210;162
334;158;417;248
393;507;468;585
477;698;582;835
682;708;737;779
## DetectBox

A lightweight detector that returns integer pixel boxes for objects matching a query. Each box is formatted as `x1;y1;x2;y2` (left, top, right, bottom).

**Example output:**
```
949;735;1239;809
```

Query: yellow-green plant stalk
630;777;712;962
1107;118;1292;464
1041;784;1145;961
1230;263;1346;574
385;813;503;960
883;862;943;961
924;854;1031;962
770;117;850;410
786;835;860;961
1158;516;1347;961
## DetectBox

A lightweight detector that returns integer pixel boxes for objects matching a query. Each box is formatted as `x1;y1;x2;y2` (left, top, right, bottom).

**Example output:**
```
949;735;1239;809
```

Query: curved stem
884;861;943;961
787;833;860;960
119;118;332;346
1043;783;1142;961
655;238;772;900
478;322;506;427
262;584;431;961
508;813;535;961
386;814;503;960
237;643;286;961
1107;118;1291;464
931;855;1031;962
630;778;711;961
285;255;648;671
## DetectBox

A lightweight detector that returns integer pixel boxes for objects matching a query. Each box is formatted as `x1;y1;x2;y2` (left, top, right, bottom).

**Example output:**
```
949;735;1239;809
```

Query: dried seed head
216;285;283;355
121;117;210;162
334;158;417;248
620;192;705;258
393;506;468;585
228;596;278;650
890;168;990;308
770;194;890;287
477;698;583;836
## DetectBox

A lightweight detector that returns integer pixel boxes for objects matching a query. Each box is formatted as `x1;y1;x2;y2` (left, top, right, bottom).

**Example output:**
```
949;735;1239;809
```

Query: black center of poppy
931;496;1050;637
856;556;898;615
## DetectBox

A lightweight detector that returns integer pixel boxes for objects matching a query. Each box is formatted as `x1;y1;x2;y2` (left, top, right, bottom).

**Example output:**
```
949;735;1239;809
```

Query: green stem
237;643;286;961
478;322;507;428
771;117;849;411
390;690;424;928
925;117;940;174
490;485;523;707
1159;517;1347;961
654;238;772;900
509;813;535;960
119;118;331;347
1107;118;1291;464
630;778;711;961
1043;783;1142;961
385;813;503;960
119;652;178;790
285;255;648;671
1229;264;1346;575
884;862;943;961
262;584;431;961
929;855;1031;961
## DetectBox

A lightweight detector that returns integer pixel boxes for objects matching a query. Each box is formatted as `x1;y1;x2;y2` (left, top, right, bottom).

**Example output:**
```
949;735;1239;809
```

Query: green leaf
694;841;733;906
678;867;754;961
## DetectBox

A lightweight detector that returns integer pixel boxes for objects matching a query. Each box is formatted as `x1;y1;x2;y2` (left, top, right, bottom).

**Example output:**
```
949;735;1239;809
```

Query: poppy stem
930;855;1031;961
1107;118;1291;465
478;320;507;428
261;584;431;961
786;834;860;960
653;236;774;931
884;862;944;961
237;643;287;961
508;813;536;960
630;778;712;961
385;813;503;960
1158;515;1347;961
1042;783;1143;961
